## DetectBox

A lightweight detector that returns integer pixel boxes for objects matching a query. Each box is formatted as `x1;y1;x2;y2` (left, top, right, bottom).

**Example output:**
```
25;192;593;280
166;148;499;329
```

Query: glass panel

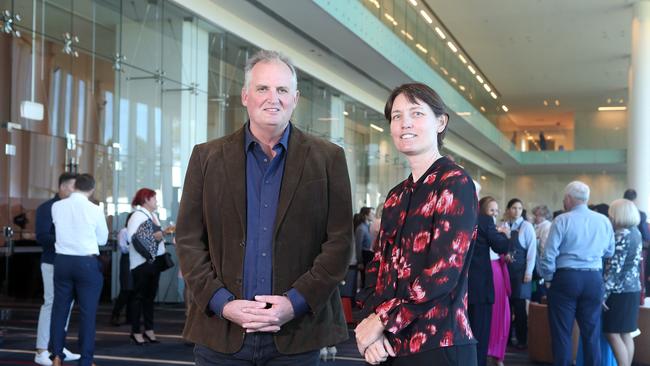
72;0;122;60
121;0;161;75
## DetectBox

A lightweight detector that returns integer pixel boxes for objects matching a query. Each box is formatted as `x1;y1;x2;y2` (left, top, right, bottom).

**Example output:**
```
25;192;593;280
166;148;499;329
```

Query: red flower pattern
357;157;478;356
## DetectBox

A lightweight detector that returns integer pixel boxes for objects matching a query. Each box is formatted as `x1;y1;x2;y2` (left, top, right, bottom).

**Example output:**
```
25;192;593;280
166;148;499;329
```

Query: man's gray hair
243;50;298;91
564;181;590;202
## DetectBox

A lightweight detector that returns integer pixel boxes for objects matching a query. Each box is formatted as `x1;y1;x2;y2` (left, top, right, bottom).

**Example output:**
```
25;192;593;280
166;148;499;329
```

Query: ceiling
424;0;635;126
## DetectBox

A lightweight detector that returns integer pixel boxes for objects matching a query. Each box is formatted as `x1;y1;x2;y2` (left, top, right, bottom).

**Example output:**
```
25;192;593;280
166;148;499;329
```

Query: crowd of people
28;48;648;366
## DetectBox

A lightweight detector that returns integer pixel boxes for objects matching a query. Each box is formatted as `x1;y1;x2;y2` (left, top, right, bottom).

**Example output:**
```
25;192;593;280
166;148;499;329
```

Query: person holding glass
355;83;478;365
603;198;643;366
127;188;167;345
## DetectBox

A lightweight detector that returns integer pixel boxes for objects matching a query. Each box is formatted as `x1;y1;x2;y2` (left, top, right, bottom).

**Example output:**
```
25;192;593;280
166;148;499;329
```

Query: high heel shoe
143;332;160;343
130;333;146;346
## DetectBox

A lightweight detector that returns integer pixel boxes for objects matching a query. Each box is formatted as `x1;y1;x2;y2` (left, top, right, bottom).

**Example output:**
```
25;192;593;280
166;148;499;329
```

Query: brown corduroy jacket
175;124;353;354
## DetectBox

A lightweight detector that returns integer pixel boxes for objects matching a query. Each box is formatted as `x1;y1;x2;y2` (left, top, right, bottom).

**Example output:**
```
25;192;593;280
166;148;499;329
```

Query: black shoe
143;332;160;343
130;334;146;346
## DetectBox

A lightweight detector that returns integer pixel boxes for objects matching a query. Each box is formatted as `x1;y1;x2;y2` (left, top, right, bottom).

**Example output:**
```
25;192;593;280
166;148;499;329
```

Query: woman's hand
355;313;385;356
523;274;532;283
153;231;164;241
364;335;395;365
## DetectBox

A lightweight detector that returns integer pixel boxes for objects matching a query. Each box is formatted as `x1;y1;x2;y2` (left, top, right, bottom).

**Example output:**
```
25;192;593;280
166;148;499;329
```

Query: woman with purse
127;188;167;345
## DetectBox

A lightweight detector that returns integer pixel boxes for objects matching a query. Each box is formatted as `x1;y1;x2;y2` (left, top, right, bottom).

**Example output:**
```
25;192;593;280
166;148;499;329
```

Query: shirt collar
70;192;88;201
245;122;291;152
572;203;589;212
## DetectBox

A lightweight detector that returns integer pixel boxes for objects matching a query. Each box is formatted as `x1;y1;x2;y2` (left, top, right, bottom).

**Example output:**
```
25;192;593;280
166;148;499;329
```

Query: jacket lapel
274;126;310;236
222;127;247;233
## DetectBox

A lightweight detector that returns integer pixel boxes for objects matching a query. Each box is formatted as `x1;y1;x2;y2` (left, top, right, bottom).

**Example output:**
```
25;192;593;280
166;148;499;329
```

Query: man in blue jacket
34;173;80;366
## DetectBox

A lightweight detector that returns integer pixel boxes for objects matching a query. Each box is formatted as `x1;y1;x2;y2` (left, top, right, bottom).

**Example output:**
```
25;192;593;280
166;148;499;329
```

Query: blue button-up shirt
209;123;308;319
538;204;615;281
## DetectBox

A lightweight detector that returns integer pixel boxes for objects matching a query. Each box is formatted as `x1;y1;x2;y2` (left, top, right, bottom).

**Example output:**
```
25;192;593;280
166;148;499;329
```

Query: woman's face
486;201;499;218
389;93;447;158
508;201;523;220
144;195;158;211
534;211;546;224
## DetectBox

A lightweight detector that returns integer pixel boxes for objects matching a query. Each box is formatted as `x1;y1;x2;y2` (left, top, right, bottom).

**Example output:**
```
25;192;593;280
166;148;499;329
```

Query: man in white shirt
50;174;108;366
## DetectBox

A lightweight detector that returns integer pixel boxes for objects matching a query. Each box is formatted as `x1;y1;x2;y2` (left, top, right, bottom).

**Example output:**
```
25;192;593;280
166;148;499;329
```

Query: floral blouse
603;226;642;300
358;156;478;356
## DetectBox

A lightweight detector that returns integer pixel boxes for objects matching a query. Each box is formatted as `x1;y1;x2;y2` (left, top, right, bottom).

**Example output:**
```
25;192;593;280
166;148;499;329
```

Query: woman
503;198;536;349
531;205;552;303
468;196;510;366
111;212;134;326
481;198;512;366
355;83;478;365
603;198;642;366
355;206;375;288
128;188;166;345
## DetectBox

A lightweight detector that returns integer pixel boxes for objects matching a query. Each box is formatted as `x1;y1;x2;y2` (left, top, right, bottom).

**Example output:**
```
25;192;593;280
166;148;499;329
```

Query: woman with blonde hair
603;198;643;366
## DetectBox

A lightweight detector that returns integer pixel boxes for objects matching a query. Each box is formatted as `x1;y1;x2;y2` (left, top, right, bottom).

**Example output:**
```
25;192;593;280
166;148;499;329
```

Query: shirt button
263;227;267;231
262;252;267;257
263;158;268;162
264;204;268;208
265;180;269;184
261;278;265;282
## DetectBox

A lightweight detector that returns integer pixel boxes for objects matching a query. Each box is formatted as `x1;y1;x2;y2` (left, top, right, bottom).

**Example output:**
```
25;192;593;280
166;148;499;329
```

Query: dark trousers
129;262;160;334
548;269;603;366
193;334;320;365
510;298;527;345
468;303;492;366
383;344;477;366
111;253;133;322
50;255;103;366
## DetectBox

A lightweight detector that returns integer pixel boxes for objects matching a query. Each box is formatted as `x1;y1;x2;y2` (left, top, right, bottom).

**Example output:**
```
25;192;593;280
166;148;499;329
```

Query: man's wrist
208;288;235;319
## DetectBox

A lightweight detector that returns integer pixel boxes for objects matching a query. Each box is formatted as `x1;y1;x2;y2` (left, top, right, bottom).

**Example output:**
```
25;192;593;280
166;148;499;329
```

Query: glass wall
0;0;410;251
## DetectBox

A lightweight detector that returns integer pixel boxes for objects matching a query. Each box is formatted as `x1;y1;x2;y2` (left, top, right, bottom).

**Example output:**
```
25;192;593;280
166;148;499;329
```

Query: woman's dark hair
353;207;373;229
478;196;497;216
132;188;156;207
74;174;95;192
384;83;450;148
506;198;523;209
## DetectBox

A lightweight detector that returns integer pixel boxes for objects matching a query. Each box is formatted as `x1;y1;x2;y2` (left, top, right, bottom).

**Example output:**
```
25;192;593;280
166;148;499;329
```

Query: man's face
59;179;75;199
241;61;299;131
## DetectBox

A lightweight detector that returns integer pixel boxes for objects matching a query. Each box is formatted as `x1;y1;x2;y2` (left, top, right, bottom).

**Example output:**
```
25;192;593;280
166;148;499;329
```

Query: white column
629;0;650;212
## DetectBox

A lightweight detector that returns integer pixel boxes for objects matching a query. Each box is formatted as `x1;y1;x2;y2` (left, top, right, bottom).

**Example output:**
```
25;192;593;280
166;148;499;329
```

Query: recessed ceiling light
457;112;471;116
543;100;549;106
368;0;380;9
434;27;446;39
459;85;466;91
384;13;397;26
400;30;414;40
415;43;428;53
607;98;612;104
420;10;433;24
447;41;458;53
502;105;509;112
430;56;439;65
458;54;467;64
483;84;492;92
619;98;624;103
440;67;449;75
598;106;627;111
467;65;476;74
480;106;486;112
490;92;498;99
450;77;457;84
476;75;484;83
554;99;560;106
408;0;418;6
480;175;487;180
343;111;349;116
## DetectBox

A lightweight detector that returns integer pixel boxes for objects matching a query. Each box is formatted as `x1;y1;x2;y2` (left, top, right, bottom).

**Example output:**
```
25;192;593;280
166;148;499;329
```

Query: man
176;49;353;365
34;173;80;365
538;181;614;366
50;174;108;366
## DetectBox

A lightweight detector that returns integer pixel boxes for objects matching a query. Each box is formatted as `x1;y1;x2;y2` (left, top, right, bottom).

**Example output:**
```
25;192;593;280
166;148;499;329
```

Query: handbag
155;252;175;272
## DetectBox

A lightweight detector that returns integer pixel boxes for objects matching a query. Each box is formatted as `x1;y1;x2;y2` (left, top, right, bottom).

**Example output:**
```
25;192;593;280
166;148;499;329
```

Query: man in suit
468;197;513;366
176;49;353;365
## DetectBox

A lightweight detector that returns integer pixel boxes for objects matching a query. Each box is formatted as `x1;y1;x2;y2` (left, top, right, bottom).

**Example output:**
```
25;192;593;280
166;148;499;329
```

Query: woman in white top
503;198;536;349
127;188;166;345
